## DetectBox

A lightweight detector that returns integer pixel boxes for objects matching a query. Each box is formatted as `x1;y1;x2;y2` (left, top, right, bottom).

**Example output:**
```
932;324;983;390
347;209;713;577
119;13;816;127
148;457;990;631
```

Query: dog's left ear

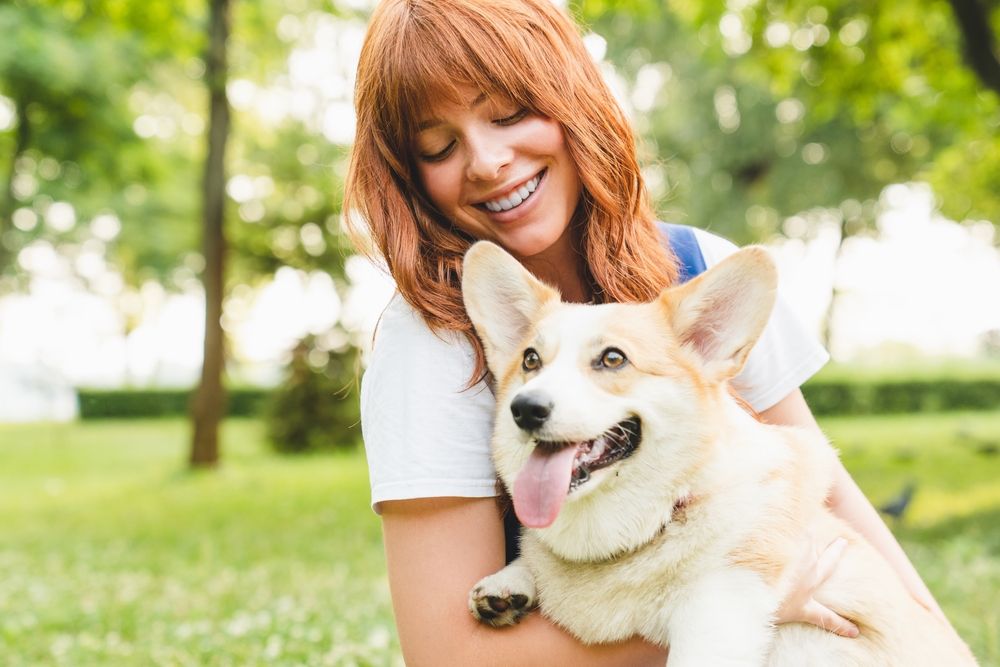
462;241;560;373
660;246;778;381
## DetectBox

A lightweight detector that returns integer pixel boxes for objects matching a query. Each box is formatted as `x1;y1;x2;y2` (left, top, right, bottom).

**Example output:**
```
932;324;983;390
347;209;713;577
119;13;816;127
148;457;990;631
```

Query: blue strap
659;222;706;284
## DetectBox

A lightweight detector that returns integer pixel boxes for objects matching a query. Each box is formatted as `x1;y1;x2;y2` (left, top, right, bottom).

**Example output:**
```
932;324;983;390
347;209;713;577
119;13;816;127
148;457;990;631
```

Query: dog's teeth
590;438;606;461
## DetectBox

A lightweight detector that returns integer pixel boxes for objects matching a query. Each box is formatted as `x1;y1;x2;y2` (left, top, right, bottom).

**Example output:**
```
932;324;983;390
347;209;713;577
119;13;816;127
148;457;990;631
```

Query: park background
1;0;999;664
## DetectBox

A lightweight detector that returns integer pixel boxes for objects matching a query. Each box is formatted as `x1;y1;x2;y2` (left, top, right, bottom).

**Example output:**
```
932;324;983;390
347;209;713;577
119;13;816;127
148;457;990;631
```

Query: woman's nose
465;131;512;181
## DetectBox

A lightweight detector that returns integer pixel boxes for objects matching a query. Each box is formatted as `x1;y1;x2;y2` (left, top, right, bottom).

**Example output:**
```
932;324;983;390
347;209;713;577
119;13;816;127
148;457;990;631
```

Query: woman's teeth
483;174;541;213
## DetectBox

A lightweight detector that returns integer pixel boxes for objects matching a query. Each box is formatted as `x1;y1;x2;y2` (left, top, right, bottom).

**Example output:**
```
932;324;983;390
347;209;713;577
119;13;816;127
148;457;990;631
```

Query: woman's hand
775;536;860;638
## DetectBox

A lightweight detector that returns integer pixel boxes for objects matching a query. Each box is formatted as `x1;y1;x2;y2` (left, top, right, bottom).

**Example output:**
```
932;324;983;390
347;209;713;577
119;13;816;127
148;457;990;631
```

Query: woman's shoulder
655;221;740;270
363;290;499;425
688;226;740;265
368;292;476;376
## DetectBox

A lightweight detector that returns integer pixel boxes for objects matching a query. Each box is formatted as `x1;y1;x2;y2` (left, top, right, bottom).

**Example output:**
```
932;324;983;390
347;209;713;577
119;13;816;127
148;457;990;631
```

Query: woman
344;0;948;664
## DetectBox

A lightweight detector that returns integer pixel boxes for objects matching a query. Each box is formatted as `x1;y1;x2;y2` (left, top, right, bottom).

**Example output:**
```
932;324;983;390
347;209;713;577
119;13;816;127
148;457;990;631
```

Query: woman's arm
759;388;951;626
381;496;667;667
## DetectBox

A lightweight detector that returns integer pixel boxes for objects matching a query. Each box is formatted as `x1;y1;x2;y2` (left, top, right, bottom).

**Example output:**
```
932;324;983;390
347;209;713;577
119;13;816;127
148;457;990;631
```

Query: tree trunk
0;99;30;276
190;0;232;468
820;215;856;354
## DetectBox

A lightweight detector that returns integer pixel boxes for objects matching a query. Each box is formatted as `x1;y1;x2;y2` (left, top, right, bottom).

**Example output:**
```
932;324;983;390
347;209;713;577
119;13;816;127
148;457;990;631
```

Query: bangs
369;0;582;160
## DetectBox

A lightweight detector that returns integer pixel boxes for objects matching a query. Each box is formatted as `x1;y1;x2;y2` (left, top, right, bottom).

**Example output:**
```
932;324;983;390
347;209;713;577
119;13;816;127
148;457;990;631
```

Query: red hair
344;0;678;380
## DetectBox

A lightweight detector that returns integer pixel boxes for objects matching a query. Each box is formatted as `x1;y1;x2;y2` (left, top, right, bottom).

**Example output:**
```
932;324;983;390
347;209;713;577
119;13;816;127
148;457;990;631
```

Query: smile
480;171;544;213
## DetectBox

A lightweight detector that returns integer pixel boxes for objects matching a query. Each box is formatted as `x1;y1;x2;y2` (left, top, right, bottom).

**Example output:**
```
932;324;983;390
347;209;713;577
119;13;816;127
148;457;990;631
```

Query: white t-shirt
360;228;829;512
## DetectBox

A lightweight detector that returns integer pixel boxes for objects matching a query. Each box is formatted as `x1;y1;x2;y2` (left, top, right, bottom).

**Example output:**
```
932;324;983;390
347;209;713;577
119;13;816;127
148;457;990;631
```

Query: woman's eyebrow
416;92;490;131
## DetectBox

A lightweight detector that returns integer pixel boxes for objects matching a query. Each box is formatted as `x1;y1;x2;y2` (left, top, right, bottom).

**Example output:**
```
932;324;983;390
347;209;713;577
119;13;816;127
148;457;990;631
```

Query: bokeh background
1;0;998;664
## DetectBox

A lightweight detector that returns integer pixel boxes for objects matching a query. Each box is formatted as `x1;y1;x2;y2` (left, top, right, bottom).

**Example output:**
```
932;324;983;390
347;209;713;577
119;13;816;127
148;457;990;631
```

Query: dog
460;241;976;666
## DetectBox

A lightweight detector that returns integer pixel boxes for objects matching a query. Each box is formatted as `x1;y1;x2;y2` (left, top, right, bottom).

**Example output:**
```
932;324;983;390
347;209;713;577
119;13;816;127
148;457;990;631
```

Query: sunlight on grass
1;412;997;665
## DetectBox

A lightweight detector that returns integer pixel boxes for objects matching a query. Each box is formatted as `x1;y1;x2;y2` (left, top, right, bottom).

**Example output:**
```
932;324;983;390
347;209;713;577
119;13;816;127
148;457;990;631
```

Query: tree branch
947;0;1000;96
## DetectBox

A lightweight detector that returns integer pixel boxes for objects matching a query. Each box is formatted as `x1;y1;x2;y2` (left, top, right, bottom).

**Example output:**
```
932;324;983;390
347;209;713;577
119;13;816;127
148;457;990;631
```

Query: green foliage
0;0;354;289
574;0;1000;241
77;387;269;419
0;1;205;284
265;335;360;454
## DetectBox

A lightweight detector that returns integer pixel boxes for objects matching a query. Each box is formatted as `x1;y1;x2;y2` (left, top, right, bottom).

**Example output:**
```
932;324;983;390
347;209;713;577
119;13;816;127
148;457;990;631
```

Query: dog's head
462;241;777;559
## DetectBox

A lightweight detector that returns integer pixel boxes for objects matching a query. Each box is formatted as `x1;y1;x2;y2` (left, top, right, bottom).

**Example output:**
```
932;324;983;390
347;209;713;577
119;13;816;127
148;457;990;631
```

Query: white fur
461;242;978;666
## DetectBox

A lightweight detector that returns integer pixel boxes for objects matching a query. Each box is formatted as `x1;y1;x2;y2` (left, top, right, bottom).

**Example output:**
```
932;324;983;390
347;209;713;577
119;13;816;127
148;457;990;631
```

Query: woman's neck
520;248;591;303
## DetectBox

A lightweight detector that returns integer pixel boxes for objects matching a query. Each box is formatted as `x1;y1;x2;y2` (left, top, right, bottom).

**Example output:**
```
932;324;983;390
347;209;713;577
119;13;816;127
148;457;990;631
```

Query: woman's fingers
802;599;860;638
775;534;860;637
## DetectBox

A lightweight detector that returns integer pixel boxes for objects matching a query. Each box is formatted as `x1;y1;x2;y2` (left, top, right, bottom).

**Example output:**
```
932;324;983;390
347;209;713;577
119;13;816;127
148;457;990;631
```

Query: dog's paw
469;568;537;627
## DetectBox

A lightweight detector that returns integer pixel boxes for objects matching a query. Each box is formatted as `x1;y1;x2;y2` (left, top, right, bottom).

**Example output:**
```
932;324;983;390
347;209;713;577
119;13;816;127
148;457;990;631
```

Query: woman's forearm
760;389;954;631
826;461;949;624
382;496;667;667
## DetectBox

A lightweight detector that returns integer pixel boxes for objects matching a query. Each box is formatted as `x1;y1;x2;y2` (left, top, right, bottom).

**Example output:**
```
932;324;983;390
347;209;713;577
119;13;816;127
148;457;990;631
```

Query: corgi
460;241;976;666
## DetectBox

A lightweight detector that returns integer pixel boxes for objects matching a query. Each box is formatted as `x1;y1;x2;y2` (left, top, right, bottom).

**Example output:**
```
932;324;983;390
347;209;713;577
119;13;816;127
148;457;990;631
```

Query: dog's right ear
462;241;559;372
659;246;777;382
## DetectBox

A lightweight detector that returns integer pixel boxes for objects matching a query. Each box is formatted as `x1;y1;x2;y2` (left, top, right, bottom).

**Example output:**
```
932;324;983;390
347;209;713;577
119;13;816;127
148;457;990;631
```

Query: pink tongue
513;444;580;528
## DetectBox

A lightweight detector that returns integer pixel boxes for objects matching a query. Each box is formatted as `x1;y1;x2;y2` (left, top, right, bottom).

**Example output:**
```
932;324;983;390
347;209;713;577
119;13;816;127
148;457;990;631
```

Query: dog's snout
510;391;553;431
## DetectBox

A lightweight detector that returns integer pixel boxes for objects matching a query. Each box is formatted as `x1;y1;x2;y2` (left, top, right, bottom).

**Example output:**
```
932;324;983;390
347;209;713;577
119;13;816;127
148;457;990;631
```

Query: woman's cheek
419;161;461;213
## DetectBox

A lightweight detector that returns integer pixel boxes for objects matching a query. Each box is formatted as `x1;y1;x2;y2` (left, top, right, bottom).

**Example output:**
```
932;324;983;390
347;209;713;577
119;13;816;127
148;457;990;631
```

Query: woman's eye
495;108;529;126
522;348;542;371
597;348;628;369
419;142;455;162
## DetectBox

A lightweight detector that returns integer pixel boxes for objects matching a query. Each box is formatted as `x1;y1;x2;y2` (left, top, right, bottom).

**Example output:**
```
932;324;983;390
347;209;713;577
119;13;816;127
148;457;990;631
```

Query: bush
265;335;361;453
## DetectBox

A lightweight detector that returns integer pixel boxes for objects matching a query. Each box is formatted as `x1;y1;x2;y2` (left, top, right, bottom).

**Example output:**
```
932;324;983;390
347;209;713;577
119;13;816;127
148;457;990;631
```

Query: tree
574;0;1000;239
190;0;233;468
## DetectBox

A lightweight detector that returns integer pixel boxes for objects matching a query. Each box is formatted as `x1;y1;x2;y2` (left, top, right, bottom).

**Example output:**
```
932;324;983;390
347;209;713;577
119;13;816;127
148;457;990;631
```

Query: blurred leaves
1;0;997;307
0;0;352;292
576;0;1000;241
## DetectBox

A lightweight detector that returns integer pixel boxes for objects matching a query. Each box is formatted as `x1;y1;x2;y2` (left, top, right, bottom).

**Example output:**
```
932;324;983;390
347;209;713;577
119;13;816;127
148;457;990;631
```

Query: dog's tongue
513;444;580;528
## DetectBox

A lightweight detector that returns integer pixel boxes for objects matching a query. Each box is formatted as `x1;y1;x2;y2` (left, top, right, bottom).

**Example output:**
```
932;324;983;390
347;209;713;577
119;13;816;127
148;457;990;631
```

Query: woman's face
413;89;582;264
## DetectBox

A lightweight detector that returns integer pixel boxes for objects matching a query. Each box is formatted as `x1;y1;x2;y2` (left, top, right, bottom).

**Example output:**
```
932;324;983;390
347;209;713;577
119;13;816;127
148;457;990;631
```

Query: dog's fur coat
461;241;976;666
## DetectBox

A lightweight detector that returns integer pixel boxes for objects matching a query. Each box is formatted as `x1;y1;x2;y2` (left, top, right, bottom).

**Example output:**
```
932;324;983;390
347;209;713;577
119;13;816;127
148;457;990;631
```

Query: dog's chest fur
519;434;806;645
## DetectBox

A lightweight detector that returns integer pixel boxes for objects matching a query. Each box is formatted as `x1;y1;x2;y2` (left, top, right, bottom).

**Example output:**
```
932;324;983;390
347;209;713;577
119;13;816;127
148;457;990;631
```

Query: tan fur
462;242;978;666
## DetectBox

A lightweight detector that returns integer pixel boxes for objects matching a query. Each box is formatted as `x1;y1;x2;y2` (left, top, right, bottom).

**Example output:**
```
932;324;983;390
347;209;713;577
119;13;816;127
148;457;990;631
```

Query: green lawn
0;413;998;666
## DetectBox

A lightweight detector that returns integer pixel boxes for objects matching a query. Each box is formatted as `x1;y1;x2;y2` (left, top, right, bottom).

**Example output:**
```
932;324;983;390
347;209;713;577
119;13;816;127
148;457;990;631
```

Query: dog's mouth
512;417;641;529
566;417;642;492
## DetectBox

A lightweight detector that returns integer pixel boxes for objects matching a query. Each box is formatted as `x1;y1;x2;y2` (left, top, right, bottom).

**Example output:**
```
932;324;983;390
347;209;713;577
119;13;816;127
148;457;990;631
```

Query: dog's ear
660;246;777;381
462;241;560;372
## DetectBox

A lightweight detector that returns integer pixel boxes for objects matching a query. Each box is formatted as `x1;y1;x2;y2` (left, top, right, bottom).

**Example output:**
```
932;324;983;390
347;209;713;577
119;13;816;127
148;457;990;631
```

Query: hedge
76;377;1000;419
77;388;269;419
802;378;1000;416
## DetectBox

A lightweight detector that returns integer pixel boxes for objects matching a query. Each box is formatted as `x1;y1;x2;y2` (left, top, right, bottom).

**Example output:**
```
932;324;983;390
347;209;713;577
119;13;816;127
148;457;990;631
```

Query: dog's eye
598;348;627;369
522;348;542;371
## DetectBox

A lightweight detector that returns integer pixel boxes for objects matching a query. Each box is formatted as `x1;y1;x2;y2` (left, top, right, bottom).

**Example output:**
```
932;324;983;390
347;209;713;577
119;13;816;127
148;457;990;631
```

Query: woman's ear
659;246;778;381
462;241;560;373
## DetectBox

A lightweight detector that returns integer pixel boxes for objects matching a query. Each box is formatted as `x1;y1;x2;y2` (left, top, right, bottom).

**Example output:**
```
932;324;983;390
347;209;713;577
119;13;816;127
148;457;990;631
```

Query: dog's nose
510;391;553;431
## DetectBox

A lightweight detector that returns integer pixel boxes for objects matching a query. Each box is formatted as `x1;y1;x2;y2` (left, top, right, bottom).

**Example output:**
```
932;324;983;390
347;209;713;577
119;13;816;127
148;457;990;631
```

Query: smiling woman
345;0;679;380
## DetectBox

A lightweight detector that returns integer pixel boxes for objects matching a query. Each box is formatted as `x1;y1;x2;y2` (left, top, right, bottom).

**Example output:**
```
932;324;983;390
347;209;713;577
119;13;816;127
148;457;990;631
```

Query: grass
1;413;998;665
0;419;397;666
